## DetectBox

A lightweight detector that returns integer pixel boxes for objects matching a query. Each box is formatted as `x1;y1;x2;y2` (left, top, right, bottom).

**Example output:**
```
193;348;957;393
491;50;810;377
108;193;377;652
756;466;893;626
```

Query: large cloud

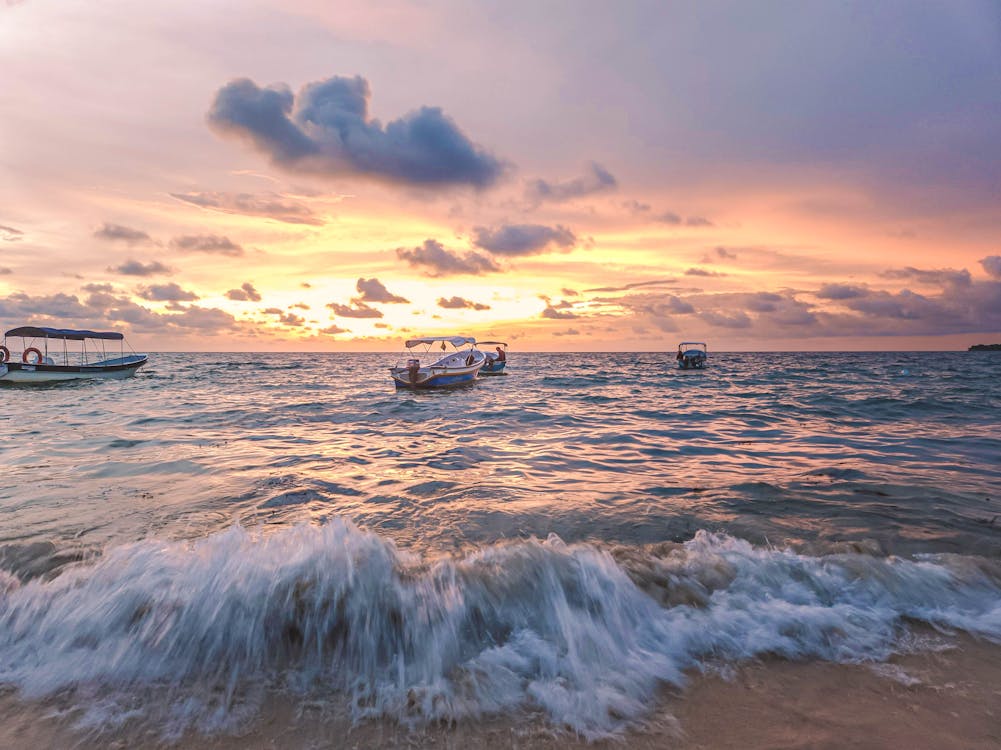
472;224;576;256
170;191;324;226
170;235;244;256
524;161;617;205
355;277;409;304
207;75;504;188
396;239;500;277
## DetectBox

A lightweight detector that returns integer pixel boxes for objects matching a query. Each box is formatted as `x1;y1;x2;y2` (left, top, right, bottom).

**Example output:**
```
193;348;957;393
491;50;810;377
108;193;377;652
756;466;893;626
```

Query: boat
0;326;148;383
389;336;486;388
676;341;707;370
479;341;508;375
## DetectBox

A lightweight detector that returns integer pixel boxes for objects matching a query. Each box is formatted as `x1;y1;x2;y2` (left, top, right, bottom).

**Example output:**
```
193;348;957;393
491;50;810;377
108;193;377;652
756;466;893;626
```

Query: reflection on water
1;351;998;569
1;351;1000;738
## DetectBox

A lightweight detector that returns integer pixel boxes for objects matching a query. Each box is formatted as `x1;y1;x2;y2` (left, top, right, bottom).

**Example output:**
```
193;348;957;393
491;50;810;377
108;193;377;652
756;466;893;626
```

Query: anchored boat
479;341;508;375
389;336;486;389
676;341;708;370
0;326;147;383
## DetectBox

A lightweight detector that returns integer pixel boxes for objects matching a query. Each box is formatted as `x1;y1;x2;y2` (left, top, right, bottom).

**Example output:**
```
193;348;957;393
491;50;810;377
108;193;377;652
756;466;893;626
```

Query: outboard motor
407;358;420;383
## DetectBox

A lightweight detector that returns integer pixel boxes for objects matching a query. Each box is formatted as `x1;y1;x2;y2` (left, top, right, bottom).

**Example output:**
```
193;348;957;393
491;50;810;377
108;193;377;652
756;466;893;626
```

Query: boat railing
2;330;142;367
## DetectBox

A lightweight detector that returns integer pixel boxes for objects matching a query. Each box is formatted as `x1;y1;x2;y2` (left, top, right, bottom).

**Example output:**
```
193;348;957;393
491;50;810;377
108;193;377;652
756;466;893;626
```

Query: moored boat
676;341;707;370
389;336;485;388
479;341;508;375
0;326;147;383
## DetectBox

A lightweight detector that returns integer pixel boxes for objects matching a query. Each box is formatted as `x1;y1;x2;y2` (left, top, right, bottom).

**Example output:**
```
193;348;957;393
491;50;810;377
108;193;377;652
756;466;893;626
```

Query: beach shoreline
3;635;998;749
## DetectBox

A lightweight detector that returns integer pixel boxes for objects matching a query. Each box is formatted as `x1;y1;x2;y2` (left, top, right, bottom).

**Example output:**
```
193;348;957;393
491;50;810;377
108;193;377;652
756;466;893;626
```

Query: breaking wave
1;520;999;739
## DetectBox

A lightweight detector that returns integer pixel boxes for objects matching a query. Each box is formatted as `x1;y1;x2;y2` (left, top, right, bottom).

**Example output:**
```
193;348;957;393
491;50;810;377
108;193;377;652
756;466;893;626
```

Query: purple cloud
355;277;409;304
208;75;504;188
110;260;171;277
396;239;500;277
226;282;262;302
472;224;576;256
437;296;490;310
94;223;153;245
137;282;199;302
171;234;244;256
525;162;617;205
327;301;383;318
170;191;324;226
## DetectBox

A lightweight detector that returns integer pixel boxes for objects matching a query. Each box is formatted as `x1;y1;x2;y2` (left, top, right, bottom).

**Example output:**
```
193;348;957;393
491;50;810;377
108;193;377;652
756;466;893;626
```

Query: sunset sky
2;0;1000;351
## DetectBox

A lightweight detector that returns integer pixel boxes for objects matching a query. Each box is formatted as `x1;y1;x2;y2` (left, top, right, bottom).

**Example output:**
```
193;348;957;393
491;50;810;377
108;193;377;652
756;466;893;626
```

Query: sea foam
0;520;999;739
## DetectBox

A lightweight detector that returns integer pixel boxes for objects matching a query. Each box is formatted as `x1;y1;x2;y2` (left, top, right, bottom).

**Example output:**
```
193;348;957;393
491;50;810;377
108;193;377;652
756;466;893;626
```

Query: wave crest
1;521;999;738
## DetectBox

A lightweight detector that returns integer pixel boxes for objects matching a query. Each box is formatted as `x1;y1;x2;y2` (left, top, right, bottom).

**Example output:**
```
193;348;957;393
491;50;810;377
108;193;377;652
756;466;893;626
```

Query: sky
2;0;1000;351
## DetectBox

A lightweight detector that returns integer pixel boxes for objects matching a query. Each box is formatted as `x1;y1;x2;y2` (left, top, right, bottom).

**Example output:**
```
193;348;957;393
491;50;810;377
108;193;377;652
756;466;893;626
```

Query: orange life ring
22;347;43;364
0;345;9;363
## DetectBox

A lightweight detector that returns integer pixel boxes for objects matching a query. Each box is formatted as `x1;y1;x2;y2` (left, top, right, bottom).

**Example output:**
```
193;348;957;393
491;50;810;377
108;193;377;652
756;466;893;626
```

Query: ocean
1;351;999;746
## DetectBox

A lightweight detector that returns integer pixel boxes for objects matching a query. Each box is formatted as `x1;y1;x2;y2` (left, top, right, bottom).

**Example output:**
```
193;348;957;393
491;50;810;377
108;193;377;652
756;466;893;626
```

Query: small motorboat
389;335;486;389
479;341;508;375
676;342;707;370
0;326;147;383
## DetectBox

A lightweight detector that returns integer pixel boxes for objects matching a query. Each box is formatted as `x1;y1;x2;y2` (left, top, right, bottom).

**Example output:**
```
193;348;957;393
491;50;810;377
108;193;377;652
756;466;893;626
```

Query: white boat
676;341;707;369
0;326;147;383
389;336;485;388
479;341;508;375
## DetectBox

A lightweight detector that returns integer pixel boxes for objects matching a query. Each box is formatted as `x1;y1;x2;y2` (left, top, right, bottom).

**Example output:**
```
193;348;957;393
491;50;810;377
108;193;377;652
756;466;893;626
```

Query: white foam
0;522;999;739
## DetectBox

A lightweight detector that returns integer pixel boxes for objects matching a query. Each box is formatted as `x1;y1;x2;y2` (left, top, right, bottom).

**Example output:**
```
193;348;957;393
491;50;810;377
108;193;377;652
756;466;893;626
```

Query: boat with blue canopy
389;335;485;389
676;341;708;370
479;341;508;375
0;326;147;383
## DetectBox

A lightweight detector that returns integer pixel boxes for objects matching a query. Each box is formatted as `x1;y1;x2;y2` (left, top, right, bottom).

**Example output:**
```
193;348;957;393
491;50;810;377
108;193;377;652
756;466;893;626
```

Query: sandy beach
3;635;997;750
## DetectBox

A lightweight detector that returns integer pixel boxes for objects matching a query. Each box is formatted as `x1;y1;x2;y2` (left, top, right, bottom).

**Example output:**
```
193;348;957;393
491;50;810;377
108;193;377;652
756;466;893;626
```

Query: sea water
0;351;999;738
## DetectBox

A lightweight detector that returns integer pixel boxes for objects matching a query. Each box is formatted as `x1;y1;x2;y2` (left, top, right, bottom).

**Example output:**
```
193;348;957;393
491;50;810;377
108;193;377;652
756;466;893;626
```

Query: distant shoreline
968;344;1001;351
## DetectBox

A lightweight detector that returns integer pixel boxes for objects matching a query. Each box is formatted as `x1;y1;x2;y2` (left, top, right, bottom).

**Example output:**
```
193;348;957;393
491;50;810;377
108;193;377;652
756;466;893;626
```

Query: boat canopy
5;326;124;341
479;341;508;347
678;342;707;348
405;335;475;349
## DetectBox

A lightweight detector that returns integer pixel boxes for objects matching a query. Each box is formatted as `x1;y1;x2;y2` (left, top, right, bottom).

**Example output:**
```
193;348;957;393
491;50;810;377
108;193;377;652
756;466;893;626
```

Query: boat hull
480;359;506;375
0;356;147;383
390;367;480;388
677;358;706;370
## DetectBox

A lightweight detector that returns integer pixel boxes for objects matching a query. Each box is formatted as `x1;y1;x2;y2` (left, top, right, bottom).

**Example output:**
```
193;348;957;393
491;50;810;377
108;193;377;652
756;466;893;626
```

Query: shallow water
0;351;999;737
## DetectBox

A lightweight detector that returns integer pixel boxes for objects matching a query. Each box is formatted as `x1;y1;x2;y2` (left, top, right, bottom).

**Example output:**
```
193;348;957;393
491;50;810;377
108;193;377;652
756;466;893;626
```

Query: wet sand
2;636;999;749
